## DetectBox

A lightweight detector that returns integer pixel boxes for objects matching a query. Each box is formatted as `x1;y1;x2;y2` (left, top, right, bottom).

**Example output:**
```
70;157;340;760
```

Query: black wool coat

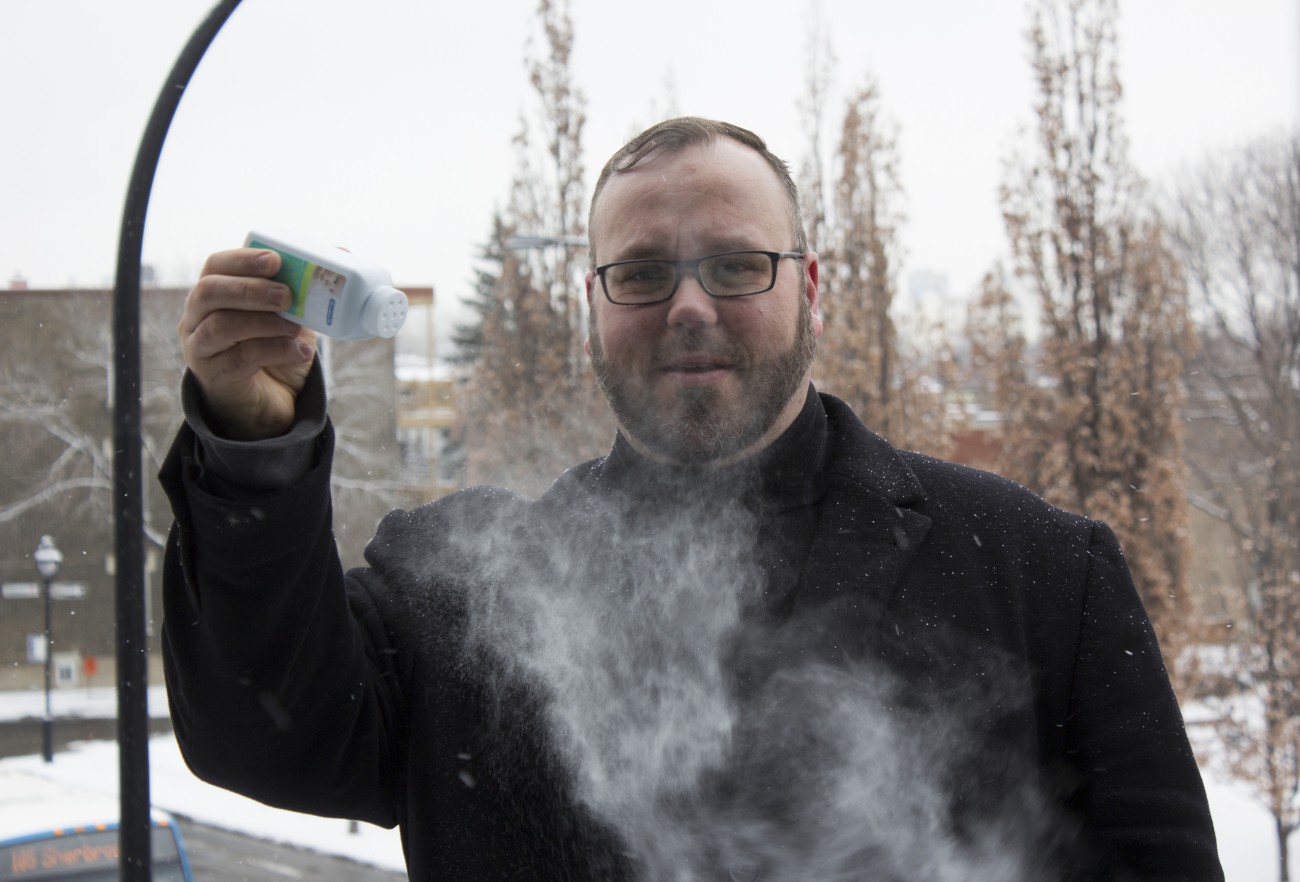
160;391;1222;881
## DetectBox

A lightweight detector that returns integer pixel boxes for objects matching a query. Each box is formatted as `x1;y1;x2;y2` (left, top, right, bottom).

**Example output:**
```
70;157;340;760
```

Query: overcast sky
2;0;1296;336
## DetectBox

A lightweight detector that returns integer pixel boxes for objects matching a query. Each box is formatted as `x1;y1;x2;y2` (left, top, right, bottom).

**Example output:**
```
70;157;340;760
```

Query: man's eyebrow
605;244;665;261
606;240;767;261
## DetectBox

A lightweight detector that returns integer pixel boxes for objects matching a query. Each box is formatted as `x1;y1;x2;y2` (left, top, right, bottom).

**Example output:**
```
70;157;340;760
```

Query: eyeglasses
594;250;804;305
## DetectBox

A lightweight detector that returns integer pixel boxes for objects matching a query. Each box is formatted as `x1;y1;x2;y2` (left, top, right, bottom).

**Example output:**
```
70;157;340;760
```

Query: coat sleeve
1067;520;1223;881
158;419;407;827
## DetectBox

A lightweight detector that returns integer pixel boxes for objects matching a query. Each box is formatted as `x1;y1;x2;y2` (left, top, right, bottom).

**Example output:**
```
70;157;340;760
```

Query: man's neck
606;385;828;508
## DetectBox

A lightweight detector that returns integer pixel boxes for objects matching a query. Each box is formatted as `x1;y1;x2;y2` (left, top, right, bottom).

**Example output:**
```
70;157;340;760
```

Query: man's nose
665;269;718;328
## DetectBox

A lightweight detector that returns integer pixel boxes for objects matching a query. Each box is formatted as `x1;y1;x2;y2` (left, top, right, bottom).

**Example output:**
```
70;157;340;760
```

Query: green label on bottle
250;239;315;318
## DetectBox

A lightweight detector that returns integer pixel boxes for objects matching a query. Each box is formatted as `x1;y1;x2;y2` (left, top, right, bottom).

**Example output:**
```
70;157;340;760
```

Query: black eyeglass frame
594;250;805;305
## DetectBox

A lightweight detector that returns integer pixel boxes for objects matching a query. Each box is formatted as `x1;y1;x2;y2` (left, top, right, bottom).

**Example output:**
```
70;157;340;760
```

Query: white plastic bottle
244;230;409;340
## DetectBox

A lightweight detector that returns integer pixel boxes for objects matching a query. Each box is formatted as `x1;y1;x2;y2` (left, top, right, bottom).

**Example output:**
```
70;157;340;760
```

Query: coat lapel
792;395;931;625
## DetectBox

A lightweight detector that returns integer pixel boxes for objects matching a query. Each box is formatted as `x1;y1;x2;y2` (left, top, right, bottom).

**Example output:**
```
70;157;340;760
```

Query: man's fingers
199;246;281;281
199;334;314;382
181;274;292;334
185;308;303;360
176;246;315;440
181;247;291;334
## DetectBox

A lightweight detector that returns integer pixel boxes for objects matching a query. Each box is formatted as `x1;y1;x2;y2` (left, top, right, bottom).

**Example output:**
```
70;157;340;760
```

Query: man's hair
587;117;808;267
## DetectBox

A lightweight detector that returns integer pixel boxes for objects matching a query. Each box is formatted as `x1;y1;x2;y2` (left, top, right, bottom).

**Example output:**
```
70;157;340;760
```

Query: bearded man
161;117;1222;880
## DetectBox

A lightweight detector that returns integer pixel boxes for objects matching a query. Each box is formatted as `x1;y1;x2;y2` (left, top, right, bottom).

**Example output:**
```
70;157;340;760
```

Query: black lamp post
113;5;242;876
33;534;62;763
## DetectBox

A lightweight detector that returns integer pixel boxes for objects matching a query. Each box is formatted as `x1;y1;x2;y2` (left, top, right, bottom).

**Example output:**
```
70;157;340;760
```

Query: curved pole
112;2;242;878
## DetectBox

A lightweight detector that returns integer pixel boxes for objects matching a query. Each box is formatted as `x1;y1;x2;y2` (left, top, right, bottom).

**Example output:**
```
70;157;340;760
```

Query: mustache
652;332;745;369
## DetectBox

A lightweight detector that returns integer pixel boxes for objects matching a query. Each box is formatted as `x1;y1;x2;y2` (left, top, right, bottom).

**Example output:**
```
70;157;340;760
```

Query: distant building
393;289;462;503
945;405;1004;473
904;268;956;329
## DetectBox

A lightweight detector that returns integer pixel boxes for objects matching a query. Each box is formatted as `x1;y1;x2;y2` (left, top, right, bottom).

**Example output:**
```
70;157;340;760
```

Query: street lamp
33;534;62;763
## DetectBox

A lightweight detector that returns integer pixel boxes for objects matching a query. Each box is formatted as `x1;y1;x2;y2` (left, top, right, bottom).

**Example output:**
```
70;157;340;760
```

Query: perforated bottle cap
362;286;409;338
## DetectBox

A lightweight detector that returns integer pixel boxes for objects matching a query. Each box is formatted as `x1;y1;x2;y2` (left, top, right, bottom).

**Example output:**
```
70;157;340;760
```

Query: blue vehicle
0;771;193;882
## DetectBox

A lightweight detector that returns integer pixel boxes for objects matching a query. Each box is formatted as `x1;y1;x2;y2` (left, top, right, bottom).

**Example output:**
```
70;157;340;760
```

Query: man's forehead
605;139;773;191
590;140;787;242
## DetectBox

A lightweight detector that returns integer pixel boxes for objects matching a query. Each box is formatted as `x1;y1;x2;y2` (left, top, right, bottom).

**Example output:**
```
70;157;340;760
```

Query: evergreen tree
454;0;612;496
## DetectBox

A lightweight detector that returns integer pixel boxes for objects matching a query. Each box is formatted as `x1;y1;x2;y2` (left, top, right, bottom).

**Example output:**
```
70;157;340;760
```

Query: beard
589;298;817;465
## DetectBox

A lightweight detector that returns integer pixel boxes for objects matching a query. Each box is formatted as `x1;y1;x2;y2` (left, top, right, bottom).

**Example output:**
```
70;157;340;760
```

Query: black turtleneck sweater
591;383;831;616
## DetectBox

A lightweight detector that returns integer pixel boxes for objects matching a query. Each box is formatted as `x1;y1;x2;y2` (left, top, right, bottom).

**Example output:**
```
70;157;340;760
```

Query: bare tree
522;0;588;386
963;267;1057;485
819;78;903;435
807;74;956;456
0;291;178;549
987;0;1194;654
797;3;836;259
320;334;410;564
1168;133;1300;880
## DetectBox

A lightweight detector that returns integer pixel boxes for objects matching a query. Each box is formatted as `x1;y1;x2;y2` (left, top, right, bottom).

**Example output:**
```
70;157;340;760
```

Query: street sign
50;582;87;600
2;582;39;600
2;581;88;600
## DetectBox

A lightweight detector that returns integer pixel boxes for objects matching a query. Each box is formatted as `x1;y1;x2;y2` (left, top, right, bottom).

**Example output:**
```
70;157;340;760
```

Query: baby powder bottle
245;230;409;339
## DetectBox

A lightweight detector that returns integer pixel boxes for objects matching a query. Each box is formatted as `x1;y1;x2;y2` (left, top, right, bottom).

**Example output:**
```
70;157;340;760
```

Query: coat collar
548;389;932;620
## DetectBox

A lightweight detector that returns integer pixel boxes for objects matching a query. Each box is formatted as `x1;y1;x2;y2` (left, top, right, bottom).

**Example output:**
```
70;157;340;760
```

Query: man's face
585;139;822;465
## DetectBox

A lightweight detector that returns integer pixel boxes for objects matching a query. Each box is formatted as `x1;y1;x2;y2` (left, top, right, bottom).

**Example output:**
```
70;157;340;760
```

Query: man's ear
804;251;824;339
584;271;595;356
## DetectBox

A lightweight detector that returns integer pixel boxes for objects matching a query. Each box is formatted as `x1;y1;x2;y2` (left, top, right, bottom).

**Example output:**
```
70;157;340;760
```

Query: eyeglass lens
604;252;776;303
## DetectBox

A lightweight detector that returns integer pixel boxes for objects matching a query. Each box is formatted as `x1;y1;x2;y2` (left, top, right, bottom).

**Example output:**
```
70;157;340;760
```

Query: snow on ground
0;735;405;871
0;686;403;871
1204;774;1295;882
1186;712;1299;882
0;687;1295;879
